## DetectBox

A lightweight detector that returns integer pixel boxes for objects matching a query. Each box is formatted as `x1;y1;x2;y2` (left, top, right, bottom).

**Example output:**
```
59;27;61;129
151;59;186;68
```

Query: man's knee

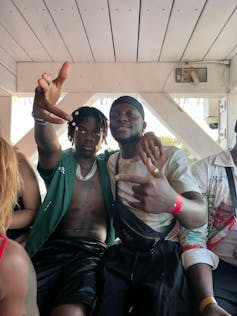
51;303;87;316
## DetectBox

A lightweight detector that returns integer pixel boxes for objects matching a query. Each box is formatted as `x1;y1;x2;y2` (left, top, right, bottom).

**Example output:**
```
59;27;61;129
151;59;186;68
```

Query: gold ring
153;167;159;174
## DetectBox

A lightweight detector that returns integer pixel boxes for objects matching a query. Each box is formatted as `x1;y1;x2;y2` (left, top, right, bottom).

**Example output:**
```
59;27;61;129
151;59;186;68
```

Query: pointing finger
56;61;71;89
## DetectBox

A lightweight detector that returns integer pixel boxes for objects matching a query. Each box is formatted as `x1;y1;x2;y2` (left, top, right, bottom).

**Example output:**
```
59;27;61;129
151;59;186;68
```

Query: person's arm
32;61;72;170
9;151;41;229
179;223;223;315
187;264;230;316
0;239;39;316
115;173;206;228
186;160;230;315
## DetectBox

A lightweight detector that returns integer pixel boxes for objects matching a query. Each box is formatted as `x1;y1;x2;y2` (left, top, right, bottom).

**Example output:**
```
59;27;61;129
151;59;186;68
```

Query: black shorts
32;236;106;316
213;259;237;315
94;240;197;316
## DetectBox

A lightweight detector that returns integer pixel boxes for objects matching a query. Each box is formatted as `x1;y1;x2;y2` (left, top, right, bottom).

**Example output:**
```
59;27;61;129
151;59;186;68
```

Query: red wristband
171;193;183;215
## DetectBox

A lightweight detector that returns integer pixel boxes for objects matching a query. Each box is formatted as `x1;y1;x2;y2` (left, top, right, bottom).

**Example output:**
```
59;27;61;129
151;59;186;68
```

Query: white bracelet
31;112;49;125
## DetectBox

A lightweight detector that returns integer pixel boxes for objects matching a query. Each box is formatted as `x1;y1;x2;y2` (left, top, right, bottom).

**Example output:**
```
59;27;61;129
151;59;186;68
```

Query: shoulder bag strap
225;167;237;217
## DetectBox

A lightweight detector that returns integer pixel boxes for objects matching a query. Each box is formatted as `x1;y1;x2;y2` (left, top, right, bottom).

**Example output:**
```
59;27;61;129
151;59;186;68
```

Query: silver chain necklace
75;159;97;181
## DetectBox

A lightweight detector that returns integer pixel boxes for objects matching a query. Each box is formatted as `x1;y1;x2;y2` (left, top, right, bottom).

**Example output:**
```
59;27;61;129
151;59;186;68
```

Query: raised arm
32;61;72;170
0;239;39;316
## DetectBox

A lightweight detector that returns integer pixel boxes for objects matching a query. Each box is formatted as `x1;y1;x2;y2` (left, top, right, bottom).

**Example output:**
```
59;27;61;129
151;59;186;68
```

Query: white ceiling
2;0;237;158
1;0;237;96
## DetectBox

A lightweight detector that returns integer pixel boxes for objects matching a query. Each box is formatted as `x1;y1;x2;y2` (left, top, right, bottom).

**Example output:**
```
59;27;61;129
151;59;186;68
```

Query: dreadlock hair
68;106;108;145
0;137;22;235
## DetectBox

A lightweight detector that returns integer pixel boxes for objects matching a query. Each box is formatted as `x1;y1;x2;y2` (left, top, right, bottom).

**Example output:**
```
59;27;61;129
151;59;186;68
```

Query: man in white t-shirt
94;96;224;316
191;120;237;316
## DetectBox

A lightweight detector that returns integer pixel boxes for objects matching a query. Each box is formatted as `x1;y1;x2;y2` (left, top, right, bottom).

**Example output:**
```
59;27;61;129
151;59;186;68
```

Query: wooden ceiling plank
45;0;93;62
205;8;237;60
0;24;30;61
183;0;237;62
0;46;16;74
160;0;206;62
0;64;16;93
0;0;49;61
227;47;237;60
13;0;71;61
0;87;11;96
76;0;114;62
109;0;140;61
138;0;173;62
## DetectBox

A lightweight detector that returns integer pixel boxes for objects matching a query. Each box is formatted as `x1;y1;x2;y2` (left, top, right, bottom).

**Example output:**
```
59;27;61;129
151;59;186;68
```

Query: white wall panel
17;62;229;95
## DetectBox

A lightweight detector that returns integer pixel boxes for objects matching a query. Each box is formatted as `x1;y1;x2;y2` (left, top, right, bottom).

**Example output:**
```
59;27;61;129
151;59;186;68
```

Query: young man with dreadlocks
26;62;161;316
26;102;114;315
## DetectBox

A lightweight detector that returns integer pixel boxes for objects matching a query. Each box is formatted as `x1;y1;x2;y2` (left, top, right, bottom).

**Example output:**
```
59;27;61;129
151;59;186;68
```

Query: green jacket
25;148;115;258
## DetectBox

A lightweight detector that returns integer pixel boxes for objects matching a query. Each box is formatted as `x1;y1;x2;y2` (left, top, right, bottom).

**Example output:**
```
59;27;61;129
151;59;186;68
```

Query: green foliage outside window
160;136;197;163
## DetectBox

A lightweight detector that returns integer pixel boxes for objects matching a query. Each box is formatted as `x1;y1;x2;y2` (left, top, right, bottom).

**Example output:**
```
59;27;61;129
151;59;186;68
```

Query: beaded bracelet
171;193;183;215
199;296;217;313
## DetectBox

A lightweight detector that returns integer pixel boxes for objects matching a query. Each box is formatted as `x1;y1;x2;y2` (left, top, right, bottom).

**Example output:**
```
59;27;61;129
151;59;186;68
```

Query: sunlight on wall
175;97;218;142
11;96;34;144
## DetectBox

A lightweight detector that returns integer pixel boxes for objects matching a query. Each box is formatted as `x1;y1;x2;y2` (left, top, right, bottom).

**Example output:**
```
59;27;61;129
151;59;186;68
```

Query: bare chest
56;172;107;239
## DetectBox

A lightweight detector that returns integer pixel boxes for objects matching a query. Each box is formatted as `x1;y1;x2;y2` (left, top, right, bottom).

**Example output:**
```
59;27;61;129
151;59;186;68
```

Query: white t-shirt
107;146;199;235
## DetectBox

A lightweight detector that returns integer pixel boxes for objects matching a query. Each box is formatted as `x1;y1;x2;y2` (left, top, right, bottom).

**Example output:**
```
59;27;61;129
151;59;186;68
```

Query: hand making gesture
114;170;176;214
32;61;72;124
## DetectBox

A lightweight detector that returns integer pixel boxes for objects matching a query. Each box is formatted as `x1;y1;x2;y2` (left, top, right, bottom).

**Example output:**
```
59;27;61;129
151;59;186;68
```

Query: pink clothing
0;235;7;261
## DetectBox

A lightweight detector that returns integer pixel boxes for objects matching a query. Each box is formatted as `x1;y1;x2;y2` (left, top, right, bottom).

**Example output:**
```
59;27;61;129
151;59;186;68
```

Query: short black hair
68;106;108;145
